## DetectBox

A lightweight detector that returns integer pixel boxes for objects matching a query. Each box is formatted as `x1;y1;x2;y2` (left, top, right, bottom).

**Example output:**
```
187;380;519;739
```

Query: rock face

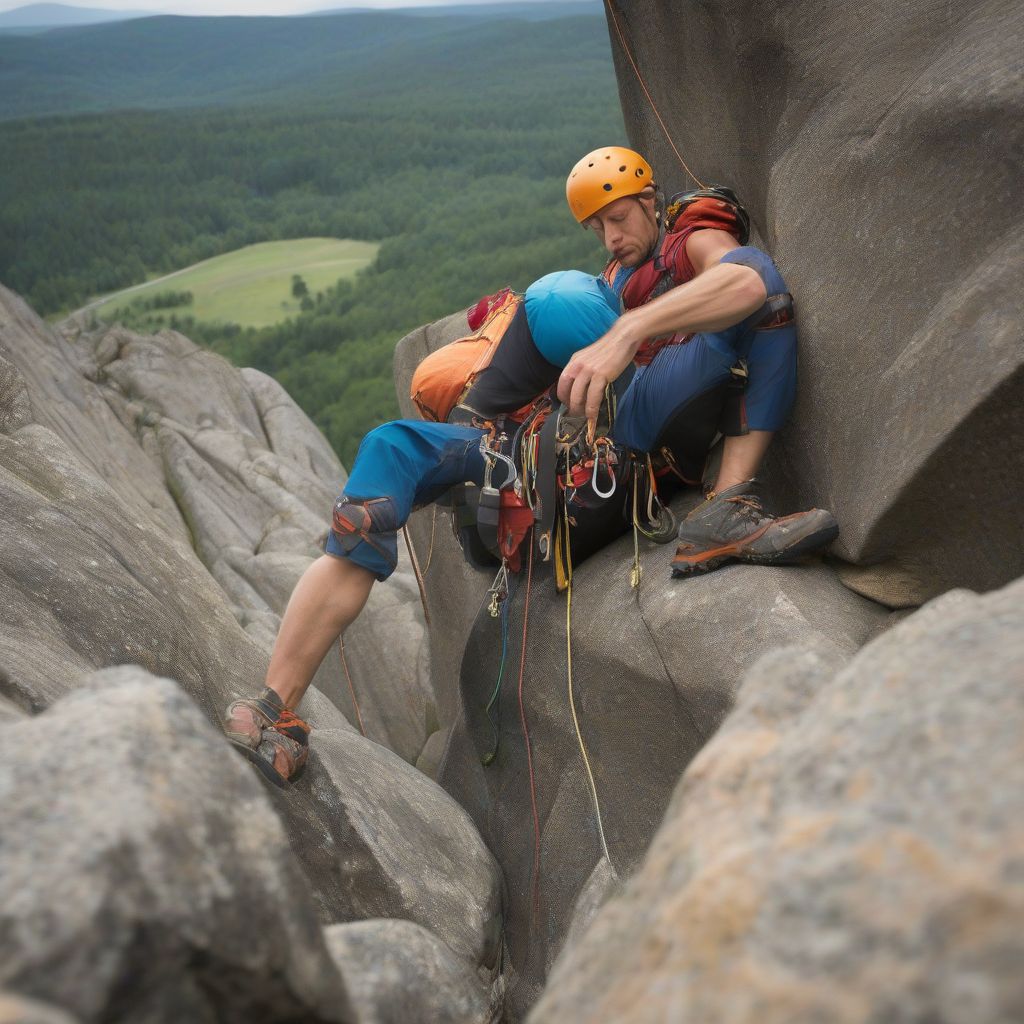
1;287;432;765
0;994;80;1024
4;2;1021;1013
393;313;890;1016
0;286;503;1019
391;8;1024;996
0;288;350;800
605;0;1024;606
0;993;80;1024
325;920;501;1024
528;577;1024;1023
270;726;503;973
0;668;353;1024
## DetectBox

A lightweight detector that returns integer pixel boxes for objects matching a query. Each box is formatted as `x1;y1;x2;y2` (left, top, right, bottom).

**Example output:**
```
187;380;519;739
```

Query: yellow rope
563;450;611;864
630;468;642;590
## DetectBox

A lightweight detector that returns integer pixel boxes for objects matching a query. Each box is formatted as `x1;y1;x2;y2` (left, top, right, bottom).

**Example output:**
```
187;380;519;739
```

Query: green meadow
0;6;623;463
95;238;380;329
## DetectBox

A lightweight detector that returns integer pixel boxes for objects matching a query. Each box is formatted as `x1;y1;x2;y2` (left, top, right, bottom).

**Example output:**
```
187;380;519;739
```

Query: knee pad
330;495;399;572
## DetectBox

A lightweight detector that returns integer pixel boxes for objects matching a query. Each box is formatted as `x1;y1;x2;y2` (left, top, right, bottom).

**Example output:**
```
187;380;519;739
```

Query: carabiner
478;434;518;491
487;561;510;617
591;444;617;499
488;448;519;491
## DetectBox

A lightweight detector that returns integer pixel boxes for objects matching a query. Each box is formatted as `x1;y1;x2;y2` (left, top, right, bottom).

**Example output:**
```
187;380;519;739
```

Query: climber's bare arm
557;230;766;419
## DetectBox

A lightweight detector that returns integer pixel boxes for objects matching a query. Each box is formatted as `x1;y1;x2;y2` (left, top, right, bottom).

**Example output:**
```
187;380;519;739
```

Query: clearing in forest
91;238;380;329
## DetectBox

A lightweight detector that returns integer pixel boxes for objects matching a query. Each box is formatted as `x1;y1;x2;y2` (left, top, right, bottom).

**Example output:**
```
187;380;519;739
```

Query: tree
291;274;309;300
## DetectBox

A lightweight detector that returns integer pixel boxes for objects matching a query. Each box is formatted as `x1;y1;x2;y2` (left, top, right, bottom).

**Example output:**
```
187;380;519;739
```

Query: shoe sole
671;522;840;578
227;735;292;789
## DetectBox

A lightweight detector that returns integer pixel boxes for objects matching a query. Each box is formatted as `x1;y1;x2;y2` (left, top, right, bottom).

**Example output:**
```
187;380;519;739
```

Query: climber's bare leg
712;430;773;493
265;554;375;709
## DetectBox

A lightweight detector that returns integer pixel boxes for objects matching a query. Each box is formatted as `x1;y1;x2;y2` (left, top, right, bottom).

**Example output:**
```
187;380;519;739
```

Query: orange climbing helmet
566;146;655;223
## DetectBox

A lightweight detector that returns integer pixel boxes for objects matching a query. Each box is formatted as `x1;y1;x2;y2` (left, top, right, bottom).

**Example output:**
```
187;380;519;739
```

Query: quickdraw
633;453;678;544
487;560;511;619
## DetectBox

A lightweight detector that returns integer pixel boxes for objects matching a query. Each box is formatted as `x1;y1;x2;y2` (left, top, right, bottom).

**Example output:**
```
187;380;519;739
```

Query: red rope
339;637;368;738
604;0;706;189
402;524;432;628
517;533;542;926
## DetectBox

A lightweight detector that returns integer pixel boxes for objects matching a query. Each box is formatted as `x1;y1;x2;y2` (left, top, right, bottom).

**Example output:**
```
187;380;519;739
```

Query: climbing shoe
671;480;838;577
223;687;310;788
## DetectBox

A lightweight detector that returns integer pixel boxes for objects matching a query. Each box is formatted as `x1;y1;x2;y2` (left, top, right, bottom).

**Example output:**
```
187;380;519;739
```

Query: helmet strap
652;184;665;226
639;185;666;264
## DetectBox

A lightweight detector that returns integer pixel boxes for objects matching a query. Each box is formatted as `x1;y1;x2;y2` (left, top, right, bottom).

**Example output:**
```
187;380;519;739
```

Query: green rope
482;588;511;766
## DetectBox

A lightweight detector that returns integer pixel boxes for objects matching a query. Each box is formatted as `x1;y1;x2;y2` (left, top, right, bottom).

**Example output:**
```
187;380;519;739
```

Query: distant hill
0;4;623;460
306;2;602;19
0;7;611;120
0;3;160;32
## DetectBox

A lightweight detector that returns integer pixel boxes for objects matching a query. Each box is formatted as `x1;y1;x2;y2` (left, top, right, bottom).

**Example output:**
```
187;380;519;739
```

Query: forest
0;6;623;461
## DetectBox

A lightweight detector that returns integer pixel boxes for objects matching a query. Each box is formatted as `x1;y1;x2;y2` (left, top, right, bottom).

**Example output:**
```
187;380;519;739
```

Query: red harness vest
601;197;743;365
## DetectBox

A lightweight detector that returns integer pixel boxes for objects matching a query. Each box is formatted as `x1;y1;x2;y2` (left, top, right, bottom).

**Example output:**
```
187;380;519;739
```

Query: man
224;148;837;787
562;146;837;575
223;270;621;787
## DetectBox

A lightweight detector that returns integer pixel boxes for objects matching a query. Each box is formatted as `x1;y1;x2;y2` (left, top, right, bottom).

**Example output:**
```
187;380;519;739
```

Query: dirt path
73;261;211;317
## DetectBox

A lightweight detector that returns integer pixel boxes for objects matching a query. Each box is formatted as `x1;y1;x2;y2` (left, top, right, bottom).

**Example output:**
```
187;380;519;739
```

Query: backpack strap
753;292;794;329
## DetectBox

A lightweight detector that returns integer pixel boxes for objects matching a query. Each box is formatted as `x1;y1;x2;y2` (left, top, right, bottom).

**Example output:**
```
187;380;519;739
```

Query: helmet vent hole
587;162;594;167
635;169;645;177
602;183;613;191
618;165;626;172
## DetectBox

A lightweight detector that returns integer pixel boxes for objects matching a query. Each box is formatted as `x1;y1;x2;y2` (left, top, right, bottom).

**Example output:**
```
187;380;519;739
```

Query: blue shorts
325;421;487;580
613;245;797;450
613;322;797;451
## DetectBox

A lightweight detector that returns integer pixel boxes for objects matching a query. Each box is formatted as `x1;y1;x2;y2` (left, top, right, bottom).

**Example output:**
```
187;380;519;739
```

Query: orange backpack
410;288;521;423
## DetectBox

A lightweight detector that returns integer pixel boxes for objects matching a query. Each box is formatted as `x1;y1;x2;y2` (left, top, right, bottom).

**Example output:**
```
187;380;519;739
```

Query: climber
562;146;838;575
223;151;840;789
223;270;621;788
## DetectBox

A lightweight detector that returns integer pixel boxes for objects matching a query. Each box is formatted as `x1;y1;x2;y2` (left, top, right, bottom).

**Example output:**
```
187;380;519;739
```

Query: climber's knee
325;495;400;582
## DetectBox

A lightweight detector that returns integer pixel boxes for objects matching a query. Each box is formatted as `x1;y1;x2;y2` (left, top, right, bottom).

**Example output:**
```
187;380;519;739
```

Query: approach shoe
223;687;310;788
671;480;838;577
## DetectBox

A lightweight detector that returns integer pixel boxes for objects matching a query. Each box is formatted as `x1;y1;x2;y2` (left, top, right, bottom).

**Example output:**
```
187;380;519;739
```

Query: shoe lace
275;708;310;731
726;494;766;520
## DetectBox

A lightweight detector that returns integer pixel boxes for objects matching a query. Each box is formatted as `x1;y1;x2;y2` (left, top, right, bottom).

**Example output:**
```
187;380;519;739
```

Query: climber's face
584;192;659;268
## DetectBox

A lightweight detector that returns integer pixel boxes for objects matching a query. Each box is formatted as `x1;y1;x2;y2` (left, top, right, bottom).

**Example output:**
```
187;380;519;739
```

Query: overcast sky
0;0;539;15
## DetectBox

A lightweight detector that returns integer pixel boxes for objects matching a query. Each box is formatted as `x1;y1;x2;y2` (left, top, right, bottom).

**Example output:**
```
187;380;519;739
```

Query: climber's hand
557;318;642;420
